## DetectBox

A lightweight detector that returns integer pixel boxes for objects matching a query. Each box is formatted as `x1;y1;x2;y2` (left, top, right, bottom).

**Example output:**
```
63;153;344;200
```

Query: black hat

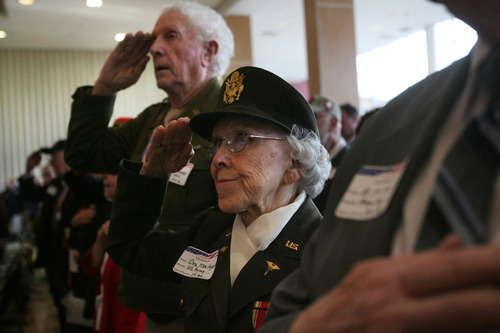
190;66;318;140
40;139;66;154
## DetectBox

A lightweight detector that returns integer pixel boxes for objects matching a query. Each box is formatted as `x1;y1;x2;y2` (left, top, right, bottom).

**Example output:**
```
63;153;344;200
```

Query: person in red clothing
81;174;146;333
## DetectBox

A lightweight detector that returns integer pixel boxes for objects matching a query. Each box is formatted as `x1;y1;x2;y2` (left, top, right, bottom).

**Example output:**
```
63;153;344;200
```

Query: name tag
46;185;58;196
169;163;194;186
173;246;218;280
335;161;407;220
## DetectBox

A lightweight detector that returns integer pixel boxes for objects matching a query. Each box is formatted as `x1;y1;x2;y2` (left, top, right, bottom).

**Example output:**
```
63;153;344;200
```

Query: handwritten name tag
173;246;218;280
169;163;194;186
335;161;407;220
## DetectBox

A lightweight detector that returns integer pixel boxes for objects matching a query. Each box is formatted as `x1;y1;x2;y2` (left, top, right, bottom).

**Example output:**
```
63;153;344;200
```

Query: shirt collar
229;191;306;286
232;191;306;252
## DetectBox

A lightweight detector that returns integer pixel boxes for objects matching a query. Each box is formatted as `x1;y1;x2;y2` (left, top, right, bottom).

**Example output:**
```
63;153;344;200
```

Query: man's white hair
163;1;235;78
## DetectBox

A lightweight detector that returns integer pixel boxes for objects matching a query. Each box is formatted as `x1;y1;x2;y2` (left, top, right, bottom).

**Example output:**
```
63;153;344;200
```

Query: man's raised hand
92;31;155;96
140;117;194;178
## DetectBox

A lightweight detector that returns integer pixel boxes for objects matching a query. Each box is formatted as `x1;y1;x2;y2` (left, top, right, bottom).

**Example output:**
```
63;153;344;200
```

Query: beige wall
226;15;253;74
0;49;165;188
304;0;358;107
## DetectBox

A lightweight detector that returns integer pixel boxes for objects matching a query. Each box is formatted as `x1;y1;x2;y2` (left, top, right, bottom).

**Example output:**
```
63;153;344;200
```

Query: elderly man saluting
65;1;234;331
106;66;331;332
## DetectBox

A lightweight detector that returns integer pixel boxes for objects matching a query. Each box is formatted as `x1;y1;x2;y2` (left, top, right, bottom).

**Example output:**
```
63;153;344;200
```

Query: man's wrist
139;165;167;179
91;82;117;96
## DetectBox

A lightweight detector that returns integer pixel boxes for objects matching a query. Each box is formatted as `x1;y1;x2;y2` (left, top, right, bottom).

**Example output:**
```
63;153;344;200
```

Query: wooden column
304;0;358;107
225;15;252;75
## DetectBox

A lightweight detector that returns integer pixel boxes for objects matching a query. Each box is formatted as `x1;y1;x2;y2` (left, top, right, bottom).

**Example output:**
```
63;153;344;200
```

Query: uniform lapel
209;228;232;330
228;248;297;318
228;198;321;318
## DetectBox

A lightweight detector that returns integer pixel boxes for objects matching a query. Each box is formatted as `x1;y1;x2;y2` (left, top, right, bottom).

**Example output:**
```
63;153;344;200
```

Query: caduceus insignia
264;261;280;276
219;246;229;259
223;71;245;104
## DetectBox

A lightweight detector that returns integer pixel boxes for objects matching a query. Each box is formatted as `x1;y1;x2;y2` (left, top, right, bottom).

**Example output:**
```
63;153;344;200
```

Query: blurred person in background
309;95;350;214
340;103;359;145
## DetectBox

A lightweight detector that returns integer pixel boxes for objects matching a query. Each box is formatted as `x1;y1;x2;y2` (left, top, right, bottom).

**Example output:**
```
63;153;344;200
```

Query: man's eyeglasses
208;131;284;156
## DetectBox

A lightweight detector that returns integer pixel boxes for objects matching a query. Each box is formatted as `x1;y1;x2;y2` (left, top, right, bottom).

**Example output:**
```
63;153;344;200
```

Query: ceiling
0;0;455;82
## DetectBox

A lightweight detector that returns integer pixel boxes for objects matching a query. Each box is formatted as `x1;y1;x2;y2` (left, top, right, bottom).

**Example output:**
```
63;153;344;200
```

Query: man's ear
283;160;302;185
202;40;218;67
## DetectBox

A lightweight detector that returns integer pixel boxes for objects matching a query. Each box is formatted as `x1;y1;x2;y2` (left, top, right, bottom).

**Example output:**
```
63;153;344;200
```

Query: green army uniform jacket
65;78;220;319
107;160;323;332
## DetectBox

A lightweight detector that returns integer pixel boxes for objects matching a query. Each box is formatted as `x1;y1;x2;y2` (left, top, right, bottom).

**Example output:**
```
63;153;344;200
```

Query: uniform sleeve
106;159;189;281
63;171;104;204
65;86;146;174
18;175;45;202
259;229;320;333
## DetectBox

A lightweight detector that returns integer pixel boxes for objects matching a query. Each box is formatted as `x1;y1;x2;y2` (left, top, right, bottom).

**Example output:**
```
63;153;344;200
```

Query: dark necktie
416;48;500;250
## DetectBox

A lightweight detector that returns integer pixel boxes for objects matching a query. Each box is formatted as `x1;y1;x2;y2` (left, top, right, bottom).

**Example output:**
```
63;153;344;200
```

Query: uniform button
180;298;184;308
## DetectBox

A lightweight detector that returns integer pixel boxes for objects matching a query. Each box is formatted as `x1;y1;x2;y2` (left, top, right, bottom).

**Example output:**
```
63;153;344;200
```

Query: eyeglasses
209;131;284;156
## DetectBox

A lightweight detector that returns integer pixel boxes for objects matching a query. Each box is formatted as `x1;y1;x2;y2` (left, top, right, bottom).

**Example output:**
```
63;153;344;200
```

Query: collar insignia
264;261;280;275
285;240;299;251
219;245;229;260
223;71;245;104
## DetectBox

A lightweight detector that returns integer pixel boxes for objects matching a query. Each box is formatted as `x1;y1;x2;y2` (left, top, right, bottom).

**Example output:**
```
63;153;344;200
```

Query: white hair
163;1;235;78
285;125;331;198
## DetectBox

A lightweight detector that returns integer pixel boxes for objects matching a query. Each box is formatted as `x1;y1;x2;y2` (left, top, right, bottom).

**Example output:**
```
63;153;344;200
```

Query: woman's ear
202;40;218;67
283;160;302;185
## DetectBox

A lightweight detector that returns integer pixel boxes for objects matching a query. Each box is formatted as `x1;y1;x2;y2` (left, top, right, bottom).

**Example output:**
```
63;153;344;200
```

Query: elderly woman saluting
107;66;330;332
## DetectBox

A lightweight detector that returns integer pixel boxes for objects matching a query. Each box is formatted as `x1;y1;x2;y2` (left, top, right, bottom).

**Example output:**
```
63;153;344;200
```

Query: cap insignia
223;71;245;104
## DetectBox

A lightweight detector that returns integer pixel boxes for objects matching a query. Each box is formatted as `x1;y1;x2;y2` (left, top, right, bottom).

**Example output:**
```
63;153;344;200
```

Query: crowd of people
1;0;498;332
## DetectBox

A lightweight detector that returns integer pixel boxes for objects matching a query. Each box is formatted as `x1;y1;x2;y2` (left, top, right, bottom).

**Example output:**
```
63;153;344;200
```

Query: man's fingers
180;143;195;162
127;31;152;59
394;288;500;332
137;32;155;54
296;245;500;333
436;234;463;251
141;119;192;177
115;32;133;55
149;125;165;148
115;31;152;61
136;56;150;75
174;117;192;142
163;118;192;148
398;244;500;295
